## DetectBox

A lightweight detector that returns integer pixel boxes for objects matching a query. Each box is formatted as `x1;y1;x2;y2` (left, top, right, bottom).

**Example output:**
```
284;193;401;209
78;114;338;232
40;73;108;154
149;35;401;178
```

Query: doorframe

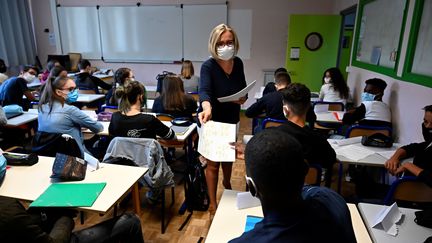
336;5;357;68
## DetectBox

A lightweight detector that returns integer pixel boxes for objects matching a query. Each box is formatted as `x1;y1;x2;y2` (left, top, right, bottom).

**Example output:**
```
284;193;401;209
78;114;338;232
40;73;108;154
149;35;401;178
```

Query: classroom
1;0;432;242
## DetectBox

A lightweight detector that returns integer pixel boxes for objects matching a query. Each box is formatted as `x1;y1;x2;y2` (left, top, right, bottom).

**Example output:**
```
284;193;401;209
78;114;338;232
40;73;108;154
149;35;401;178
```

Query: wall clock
305;32;323;51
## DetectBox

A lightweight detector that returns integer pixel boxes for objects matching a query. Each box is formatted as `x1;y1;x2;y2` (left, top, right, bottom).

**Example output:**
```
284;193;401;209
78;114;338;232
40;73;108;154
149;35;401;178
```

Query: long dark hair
38;76;70;113
161;75;186;111
111;68;132;105
115;81;146;114
322;67;349;99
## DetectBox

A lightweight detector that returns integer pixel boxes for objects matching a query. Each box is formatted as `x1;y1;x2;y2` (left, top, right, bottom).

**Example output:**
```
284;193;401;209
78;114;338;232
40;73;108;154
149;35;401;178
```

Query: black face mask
422;123;432;143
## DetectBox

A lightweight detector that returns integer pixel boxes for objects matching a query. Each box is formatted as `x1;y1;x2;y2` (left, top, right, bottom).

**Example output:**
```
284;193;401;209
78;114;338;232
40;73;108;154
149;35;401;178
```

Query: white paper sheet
376;150;398;159
81;110;97;121
314;104;329;113
197;121;236;162
335;144;376;161
372;202;403;236
328;136;362;146
236;192;261;209
85;152;100;171
217;80;256;103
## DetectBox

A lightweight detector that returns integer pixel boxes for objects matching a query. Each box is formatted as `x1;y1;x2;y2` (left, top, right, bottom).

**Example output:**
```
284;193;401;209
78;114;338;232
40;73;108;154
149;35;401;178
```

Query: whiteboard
99;6;183;62
57;7;101;59
411;0;432;76
183;4;227;61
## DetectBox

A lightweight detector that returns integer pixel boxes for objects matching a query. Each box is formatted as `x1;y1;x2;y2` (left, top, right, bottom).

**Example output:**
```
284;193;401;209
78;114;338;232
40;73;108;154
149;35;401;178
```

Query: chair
68;53;82;72
313;101;344;130
31;132;82;158
345;124;392;138
383;176;432;206
261;118;287;129
304;163;322;186
156;113;175;121
187;92;199;102
103;137;175;234
102;105;119;113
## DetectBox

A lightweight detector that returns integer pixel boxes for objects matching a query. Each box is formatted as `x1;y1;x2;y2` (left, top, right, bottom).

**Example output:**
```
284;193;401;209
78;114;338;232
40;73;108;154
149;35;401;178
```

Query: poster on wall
290;47;300;60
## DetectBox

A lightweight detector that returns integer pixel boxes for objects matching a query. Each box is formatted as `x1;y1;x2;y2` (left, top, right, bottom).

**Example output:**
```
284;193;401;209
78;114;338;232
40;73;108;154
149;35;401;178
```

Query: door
285;15;341;92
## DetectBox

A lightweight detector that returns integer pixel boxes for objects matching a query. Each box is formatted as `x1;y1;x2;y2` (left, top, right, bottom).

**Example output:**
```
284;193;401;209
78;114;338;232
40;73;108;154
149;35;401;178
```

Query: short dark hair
424;105;432;113
78;59;91;70
274;67;287;76
281;83;311;116
245;129;307;200
22;65;39;74
275;72;291;86
365;78;387;91
0;59;6;73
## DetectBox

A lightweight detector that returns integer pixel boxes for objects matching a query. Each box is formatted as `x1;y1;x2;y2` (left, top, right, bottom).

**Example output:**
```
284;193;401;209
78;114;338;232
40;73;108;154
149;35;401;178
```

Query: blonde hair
180;60;194;79
208;23;240;59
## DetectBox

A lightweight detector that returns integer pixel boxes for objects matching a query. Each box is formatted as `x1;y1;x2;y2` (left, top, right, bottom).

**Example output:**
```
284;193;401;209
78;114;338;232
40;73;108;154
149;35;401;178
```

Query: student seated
40;59;61;84
246;71;291;121
74;59;111;94
230;129;355;243
105;67;134;106
0;196;144;243
38;76;104;157
385;105;432;186
0;59;8;84
342;78;391;127
180;60;199;93
109;80;175;140
319;67;350;105
275;83;336;187
152;75;197;119
0;65;38;108
262;67;287;96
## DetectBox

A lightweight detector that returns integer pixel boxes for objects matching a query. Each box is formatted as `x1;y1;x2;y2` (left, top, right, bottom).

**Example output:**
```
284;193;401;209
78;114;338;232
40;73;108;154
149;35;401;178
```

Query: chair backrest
313;101;345;112
103;105;119;113
187;92;199;102
31;132;82;158
346;124;392;138
261;118;287;129
156;113;174;121
383;176;432;205
68;53;82;72
304;163;322;186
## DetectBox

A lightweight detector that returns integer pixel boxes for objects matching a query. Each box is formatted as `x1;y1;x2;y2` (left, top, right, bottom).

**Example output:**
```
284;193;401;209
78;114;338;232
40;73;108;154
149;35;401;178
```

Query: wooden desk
0;155;147;214
316;111;344;123
6;111;38;127
76;94;105;103
206;190;372;243
358;203;432;243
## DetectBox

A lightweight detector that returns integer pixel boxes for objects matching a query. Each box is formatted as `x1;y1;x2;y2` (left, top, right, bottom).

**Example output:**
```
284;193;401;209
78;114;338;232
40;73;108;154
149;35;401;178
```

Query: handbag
51;153;87;181
3;153;39;166
361;133;393;148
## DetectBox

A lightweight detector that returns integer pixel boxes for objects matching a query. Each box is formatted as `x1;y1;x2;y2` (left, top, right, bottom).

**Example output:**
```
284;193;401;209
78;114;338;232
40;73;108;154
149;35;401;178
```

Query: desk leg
338;161;343;194
132;182;141;215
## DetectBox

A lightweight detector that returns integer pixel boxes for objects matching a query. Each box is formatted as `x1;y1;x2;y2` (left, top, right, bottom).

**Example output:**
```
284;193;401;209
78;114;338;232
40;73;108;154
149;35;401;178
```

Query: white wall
31;0;339;109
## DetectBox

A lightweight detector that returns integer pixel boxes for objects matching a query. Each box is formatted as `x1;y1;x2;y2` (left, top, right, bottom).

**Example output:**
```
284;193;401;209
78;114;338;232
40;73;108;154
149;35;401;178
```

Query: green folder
30;182;107;207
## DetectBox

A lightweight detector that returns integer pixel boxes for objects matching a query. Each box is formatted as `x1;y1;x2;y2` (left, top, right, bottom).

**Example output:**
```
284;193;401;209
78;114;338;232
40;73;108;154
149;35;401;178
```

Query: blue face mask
361;92;376;102
66;89;79;103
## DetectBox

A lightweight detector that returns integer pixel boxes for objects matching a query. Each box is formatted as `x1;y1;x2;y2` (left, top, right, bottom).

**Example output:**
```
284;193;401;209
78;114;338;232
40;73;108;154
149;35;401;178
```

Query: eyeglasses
216;40;234;48
245;175;258;197
62;87;77;92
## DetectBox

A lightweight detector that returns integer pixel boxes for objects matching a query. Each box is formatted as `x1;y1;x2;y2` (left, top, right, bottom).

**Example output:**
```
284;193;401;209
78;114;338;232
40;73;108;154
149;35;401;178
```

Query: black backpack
186;162;210;211
156;71;175;93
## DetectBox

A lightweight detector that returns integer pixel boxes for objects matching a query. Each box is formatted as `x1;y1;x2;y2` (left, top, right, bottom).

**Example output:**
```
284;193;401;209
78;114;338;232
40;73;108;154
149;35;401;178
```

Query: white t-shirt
363;101;391;122
319;83;347;104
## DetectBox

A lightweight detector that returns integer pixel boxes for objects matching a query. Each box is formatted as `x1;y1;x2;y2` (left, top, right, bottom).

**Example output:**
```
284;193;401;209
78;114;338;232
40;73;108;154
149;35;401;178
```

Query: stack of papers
217;80;256;103
335;144;377;161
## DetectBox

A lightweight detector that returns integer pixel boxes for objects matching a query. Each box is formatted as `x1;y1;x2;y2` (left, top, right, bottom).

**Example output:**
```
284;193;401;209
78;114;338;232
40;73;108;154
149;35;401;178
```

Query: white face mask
23;72;36;83
324;77;331;84
217;45;235;61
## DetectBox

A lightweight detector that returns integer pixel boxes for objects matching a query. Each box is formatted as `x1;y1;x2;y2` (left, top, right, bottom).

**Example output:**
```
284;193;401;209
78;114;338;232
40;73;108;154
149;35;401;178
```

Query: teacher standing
198;24;247;212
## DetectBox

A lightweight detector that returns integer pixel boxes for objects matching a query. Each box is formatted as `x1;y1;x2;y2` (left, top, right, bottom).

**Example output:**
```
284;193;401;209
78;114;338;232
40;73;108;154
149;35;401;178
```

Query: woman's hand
232;96;247;105
198;101;212;124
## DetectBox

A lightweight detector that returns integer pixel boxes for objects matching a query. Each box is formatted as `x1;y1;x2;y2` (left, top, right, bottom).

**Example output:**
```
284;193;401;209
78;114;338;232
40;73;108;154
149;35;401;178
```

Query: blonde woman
180;60;199;93
198;24;247;213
